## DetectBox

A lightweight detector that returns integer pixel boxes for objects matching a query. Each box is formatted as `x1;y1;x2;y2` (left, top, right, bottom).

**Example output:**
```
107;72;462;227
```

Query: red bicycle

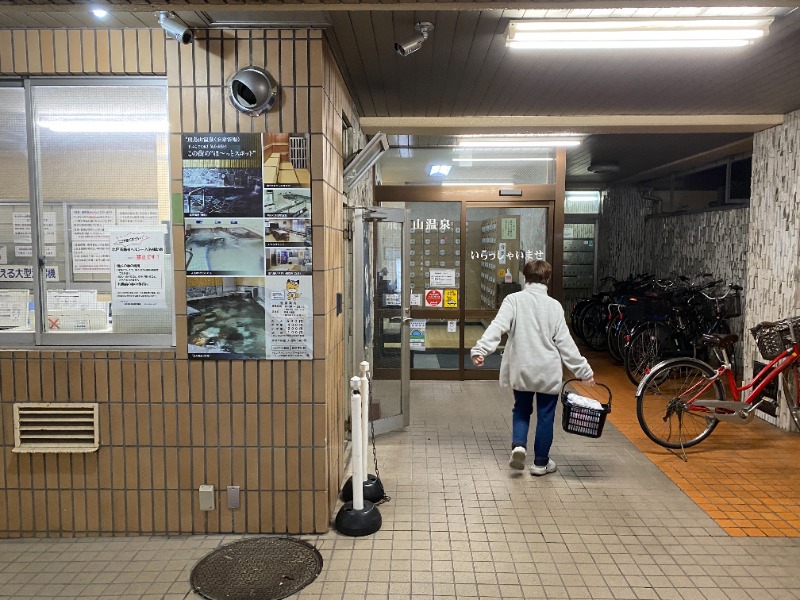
636;316;800;449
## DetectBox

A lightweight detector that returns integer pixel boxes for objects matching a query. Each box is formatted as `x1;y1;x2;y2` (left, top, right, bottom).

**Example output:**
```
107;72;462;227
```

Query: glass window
0;86;34;337
0;80;172;346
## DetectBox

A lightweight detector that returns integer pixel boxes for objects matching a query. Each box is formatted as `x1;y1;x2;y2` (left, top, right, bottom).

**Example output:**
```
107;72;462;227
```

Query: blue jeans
512;390;558;467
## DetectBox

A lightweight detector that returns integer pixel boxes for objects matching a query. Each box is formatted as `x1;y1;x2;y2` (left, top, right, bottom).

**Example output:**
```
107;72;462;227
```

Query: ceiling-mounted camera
394;22;434;56
157;11;193;45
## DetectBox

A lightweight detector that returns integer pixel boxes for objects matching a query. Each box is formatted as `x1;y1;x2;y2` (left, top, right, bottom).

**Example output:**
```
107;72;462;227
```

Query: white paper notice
410;293;422;307
71;208;116;240
0;265;58;282
12;213;32;244
498;242;507;265
44;246;57;257
117;208;160;227
110;229;166;308
72;241;110;273
0;246;6;264
429;268;456;287
42;212;57;244
0;290;29;328
409;319;426;351
15;246;32;258
447;320;457;333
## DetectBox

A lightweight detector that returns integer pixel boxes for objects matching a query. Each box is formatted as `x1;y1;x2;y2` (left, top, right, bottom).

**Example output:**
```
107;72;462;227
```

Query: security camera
158;11;193;45
394;22;434;56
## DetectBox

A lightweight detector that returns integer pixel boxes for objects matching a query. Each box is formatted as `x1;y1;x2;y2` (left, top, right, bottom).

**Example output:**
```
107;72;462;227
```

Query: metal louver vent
13;403;99;453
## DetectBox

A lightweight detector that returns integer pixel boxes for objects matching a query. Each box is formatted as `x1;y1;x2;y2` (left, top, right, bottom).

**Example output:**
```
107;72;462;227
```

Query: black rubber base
335;500;382;537
340;474;384;503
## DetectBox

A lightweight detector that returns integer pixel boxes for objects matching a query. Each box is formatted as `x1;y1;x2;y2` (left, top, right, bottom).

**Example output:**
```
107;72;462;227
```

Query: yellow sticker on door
443;289;458;308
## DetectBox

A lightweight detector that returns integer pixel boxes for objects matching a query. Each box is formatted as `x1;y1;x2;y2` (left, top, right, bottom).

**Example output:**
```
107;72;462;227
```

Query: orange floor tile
588;350;800;537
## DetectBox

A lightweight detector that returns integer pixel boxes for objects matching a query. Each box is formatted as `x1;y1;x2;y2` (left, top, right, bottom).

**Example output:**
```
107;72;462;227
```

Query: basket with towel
560;379;612;439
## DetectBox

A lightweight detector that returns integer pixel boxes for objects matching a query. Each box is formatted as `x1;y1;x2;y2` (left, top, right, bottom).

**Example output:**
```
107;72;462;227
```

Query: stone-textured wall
597;185;649;282
745;109;800;428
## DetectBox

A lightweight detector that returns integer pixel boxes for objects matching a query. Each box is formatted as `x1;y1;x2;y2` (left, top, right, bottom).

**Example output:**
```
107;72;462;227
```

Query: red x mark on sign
48;317;60;330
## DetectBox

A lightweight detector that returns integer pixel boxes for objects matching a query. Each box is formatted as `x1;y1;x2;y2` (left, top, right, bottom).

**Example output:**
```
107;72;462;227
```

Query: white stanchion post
350;376;364;511
359;361;370;482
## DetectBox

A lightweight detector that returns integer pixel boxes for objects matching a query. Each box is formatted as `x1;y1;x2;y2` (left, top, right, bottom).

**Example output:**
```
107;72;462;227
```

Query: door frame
352;206;410;434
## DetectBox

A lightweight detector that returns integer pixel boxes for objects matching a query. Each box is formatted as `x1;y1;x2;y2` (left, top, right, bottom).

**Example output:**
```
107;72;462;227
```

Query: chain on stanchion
368;375;391;505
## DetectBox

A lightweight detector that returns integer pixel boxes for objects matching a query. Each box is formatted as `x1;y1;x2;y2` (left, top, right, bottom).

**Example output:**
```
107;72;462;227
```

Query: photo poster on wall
182;132;313;361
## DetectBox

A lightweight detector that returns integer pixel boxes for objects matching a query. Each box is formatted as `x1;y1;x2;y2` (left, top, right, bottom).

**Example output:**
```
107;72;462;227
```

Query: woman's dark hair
523;259;552;285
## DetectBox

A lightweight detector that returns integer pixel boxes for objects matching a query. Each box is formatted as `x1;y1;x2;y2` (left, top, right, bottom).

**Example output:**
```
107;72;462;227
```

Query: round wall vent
227;66;278;117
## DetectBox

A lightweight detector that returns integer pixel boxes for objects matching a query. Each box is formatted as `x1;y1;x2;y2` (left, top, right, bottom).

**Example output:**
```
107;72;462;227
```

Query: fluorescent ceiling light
38;119;168;133
506;17;773;49
452;157;554;162
441;182;514;187
92;8;109;18
566;191;602;201
457;139;581;148
429;164;452;176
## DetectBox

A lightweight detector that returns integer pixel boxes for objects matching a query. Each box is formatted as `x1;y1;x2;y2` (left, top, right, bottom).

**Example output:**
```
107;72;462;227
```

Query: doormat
190;536;323;600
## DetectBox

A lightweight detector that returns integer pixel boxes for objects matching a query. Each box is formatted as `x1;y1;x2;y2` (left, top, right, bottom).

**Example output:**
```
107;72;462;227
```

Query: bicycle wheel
637;359;722;449
624;322;671;385
581;303;608;351
607;316;623;362
781;362;800;431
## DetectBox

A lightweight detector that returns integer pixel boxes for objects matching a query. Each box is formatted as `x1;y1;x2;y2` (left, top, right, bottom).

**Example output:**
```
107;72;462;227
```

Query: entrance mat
190;537;323;600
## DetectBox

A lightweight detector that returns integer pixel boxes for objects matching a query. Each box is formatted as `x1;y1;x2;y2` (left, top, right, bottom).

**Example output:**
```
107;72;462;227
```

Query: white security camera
394;22;434;57
158;11;193;45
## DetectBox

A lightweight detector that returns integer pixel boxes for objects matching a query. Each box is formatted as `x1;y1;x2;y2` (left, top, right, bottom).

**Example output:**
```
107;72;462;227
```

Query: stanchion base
340;474;384;503
335;500;382;537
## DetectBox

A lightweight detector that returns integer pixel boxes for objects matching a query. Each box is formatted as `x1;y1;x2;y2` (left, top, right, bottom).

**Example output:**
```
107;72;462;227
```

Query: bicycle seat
700;333;739;348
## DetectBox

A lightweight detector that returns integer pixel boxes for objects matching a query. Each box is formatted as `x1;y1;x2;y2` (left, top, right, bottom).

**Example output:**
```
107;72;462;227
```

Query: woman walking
471;259;594;475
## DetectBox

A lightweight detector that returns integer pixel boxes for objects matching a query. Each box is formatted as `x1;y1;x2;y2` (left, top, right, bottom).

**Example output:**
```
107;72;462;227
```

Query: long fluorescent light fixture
457;135;582;148
452;157;554;162
39;119;169;133
506;17;773;49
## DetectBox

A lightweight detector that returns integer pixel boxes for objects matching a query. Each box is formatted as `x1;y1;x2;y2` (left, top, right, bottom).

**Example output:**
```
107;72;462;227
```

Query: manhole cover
190;537;323;600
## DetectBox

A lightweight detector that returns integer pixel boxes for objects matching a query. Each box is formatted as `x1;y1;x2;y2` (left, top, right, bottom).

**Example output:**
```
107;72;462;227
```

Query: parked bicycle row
570;273;743;385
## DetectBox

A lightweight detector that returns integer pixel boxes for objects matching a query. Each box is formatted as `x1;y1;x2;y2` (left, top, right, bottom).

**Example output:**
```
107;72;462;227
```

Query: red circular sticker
425;289;443;307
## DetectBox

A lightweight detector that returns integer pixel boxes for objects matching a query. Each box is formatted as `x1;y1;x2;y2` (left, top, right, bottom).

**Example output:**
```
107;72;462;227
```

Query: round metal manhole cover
190;537;323;600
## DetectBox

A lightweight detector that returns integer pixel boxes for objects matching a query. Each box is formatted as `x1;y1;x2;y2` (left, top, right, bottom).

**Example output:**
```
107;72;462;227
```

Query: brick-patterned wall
745;109;800;429
0;28;352;536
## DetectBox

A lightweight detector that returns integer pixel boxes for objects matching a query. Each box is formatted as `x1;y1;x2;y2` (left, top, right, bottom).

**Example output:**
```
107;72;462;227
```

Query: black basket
707;292;742;319
560;379;612;439
751;316;800;360
622;297;670;323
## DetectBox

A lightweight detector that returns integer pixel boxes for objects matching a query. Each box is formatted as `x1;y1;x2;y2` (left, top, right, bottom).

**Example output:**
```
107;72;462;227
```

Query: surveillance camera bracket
415;22;434;40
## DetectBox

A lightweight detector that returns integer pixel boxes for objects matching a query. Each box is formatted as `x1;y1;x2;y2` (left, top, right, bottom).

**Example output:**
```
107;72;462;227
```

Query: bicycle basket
718;292;742;318
751;316;800;360
560;379;612;439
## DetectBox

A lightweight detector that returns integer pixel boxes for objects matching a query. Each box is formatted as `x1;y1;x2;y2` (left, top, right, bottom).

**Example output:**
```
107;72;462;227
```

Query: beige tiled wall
0;27;353;535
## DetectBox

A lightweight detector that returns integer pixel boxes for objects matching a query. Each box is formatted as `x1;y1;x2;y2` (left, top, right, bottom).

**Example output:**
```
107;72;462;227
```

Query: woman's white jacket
470;282;593;394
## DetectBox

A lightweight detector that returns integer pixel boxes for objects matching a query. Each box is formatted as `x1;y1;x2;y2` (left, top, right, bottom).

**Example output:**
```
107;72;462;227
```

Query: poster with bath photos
182;132;314;360
265;275;314;360
186;277;268;360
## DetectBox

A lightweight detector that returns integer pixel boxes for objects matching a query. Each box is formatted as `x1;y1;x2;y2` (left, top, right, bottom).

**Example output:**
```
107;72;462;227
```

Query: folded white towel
566;392;603;411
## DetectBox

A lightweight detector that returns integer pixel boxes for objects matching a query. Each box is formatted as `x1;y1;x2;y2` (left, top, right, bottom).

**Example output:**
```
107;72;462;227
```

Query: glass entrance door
353;207;409;434
463;205;551;375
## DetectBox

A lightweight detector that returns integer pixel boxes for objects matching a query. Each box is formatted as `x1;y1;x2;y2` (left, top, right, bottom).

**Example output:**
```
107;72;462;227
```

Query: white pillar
359;361;370;480
350;376;364;510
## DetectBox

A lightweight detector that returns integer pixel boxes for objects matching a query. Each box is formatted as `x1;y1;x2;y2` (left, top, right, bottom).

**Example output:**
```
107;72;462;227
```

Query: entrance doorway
373;188;560;381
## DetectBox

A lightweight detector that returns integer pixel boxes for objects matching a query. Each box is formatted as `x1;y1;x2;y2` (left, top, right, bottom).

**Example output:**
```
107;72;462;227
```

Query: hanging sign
110;229;166;308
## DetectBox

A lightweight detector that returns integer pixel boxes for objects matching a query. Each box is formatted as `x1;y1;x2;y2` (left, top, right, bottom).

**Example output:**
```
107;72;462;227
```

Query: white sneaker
530;459;557;476
509;446;526;470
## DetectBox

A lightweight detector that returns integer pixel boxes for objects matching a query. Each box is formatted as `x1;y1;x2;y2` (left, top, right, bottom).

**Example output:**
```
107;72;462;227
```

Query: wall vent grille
13;403;99;453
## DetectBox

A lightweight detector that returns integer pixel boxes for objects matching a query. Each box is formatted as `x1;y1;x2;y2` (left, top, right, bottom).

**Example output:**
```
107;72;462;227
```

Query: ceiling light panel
507;15;774;49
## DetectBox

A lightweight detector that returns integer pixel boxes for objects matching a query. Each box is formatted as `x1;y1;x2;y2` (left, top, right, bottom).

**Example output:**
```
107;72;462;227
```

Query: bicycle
635;315;800;451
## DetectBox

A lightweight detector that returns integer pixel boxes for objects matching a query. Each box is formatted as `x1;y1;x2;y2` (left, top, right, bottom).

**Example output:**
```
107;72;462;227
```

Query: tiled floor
2;359;800;599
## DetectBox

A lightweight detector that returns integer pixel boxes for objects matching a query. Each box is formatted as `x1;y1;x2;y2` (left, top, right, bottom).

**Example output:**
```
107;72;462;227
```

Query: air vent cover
13;403;99;453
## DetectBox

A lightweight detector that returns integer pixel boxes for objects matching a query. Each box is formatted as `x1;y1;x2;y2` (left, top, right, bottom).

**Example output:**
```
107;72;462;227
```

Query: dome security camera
158;11;193;45
394;22;434;57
